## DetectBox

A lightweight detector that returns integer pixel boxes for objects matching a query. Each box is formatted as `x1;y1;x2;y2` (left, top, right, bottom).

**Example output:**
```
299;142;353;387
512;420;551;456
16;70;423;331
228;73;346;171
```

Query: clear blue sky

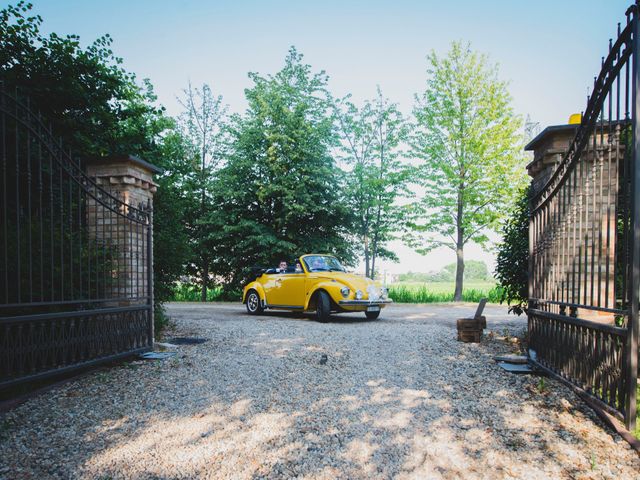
21;0;629;125
6;0;631;274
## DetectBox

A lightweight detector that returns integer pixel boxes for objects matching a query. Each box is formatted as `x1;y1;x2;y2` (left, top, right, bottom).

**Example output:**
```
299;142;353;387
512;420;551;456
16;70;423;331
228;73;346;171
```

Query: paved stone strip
0;302;638;479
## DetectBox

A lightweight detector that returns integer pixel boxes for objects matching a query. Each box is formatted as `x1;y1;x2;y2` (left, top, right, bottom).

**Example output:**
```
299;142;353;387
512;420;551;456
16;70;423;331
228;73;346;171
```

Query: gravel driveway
1;302;639;479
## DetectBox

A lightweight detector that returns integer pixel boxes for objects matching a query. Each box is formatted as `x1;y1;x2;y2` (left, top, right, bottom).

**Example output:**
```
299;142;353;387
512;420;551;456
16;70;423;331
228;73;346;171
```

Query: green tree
206;47;354;290
443;260;490;281
407;41;526;301
150;131;195;304
177;83;229;301
336;88;408;278
1;2;188;330
0;2;162;157
495;186;529;315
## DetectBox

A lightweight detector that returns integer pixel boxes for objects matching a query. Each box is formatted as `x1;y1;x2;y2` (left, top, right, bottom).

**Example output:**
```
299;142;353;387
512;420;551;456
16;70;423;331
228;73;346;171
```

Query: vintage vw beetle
242;254;392;322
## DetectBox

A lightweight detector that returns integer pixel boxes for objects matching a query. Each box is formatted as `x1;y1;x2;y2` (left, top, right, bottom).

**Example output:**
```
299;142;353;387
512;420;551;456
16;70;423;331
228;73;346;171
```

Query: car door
265;272;306;307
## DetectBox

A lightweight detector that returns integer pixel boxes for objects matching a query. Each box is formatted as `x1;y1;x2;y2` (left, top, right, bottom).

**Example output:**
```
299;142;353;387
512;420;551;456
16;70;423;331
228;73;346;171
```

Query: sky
6;0;631;275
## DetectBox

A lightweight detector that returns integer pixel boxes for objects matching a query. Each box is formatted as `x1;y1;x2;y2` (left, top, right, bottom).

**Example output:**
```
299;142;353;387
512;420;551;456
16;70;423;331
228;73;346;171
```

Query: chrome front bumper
338;299;393;306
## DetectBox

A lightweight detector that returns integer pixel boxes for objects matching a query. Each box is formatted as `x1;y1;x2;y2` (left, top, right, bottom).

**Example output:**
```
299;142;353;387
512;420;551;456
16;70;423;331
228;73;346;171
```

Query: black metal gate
0;83;154;389
529;4;640;430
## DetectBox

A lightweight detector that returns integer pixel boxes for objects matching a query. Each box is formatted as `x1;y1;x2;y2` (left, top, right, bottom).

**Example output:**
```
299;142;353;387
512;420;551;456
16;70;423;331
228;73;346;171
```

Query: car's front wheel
365;310;381;320
246;290;264;315
315;291;331;323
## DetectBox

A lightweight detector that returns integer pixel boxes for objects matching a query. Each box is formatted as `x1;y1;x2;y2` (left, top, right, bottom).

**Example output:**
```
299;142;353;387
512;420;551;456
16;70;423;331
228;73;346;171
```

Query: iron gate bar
0;297;150;309
0;81;154;388
529;308;628;336
0;347;151;390
0;305;151;324
532;35;632;210
528;2;640;430
531;354;627;423
627;3;640;431
0;90;150;221
529;298;626;315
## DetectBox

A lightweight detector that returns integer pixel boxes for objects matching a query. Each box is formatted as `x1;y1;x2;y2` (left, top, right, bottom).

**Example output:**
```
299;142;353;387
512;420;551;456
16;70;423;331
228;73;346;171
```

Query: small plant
537;377;546;393
95;372;112;383
494;186;530;316
589;452;597;471
154;303;170;336
0;419;12;441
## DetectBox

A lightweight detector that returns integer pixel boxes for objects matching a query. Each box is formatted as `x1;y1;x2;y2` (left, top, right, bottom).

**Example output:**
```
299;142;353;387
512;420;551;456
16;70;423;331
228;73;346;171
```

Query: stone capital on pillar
85;155;161;207
525;124;579;195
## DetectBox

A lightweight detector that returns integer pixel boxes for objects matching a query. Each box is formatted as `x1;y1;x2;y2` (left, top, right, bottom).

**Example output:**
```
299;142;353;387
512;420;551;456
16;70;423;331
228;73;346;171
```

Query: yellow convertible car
242;254;392;322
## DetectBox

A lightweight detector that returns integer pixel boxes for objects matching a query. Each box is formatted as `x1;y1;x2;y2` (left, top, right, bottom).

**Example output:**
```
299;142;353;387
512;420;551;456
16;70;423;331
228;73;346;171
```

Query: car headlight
340;287;350;298
355;290;363;300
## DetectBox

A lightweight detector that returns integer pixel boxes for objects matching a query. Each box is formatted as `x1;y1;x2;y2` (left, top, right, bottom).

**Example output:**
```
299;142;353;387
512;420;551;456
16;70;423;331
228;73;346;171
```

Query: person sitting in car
277;260;288;273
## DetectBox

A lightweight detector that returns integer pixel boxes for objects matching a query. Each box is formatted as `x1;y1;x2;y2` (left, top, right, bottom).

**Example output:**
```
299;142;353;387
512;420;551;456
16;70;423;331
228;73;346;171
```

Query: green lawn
170;283;231;301
387;280;502;303
169;280;503;303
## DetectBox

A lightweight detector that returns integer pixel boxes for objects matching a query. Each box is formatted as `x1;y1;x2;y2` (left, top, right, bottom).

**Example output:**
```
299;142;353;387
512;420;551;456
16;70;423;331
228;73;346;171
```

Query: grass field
387;281;502;303
169;280;503;304
170;283;226;302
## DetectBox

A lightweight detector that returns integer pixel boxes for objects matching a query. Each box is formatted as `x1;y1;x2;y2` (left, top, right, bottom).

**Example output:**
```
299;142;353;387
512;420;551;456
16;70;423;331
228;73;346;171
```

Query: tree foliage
400;260;491;283
0;1;167;157
407;41;526;300
336;88;408;278
205;48;354;290
3;2;535;311
495;186;530;315
0;2;188;329
176;83;229;301
443;260;490;281
150;131;197;305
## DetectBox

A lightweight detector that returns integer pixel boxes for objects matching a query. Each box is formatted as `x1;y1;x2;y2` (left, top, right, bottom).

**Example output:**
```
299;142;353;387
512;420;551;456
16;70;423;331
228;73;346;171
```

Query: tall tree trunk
201;260;208;302
454;244;464;301
454;183;465;301
370;247;376;280
371;222;379;280
200;139;207;302
364;234;370;278
370;125;385;281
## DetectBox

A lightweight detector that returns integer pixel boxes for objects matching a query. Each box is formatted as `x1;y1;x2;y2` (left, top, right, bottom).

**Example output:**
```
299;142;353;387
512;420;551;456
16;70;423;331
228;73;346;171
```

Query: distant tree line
1;2;528;321
399;260;493;283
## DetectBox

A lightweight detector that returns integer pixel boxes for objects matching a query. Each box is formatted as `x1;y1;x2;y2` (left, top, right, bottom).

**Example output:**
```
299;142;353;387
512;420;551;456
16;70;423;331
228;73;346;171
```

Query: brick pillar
526;123;623;323
85;155;159;305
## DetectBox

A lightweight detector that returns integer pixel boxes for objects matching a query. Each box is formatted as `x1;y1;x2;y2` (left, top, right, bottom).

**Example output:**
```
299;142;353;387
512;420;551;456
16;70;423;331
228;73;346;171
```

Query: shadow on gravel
0;304;637;479
239;309;383;324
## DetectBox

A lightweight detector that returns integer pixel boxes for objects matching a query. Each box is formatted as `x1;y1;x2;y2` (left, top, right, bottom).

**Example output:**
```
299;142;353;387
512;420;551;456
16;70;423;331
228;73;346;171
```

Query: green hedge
169;283;241;302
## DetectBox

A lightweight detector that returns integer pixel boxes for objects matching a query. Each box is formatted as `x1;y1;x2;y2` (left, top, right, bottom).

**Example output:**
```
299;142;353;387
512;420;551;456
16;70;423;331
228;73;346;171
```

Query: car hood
308;272;378;294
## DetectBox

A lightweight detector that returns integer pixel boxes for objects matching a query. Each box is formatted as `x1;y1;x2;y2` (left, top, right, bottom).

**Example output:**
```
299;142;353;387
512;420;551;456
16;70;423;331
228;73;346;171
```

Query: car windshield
303;255;346;272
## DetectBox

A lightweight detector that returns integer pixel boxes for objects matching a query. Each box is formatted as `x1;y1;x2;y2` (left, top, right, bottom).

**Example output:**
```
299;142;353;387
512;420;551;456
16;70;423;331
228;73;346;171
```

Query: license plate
367;306;380;312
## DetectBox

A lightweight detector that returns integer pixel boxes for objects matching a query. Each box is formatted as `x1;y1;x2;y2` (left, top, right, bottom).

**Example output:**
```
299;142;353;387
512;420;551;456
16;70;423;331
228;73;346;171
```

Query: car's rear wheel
315;291;331;323
246;290;264;315
365;310;381;320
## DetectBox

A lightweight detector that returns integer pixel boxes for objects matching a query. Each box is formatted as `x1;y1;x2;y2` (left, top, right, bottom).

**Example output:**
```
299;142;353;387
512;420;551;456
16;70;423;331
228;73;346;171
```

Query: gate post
626;7;640;432
85;155;159;307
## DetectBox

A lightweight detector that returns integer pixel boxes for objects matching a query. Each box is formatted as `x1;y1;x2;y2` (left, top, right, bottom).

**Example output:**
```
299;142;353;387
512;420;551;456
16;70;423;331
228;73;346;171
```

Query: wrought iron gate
529;4;640;430
0;83;154;389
